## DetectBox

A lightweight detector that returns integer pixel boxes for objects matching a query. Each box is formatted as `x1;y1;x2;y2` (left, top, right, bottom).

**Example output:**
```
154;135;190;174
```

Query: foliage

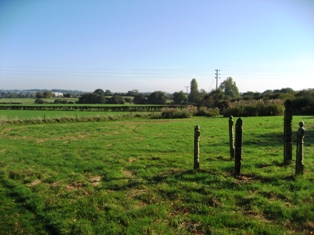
196;106;220;117
35;91;44;98
219;77;240;99
126;89;139;96
172;91;187;105
78;93;106;104
188;78;200;104
63;93;71;98
160;107;192;118
54;99;70;104
199;89;225;108
147;91;167;104
291;89;314;115
34;98;48;104
43;90;53;98
104;90;112;96
107;95;125;104
93;89;106;96
133;94;147;104
222;99;284;117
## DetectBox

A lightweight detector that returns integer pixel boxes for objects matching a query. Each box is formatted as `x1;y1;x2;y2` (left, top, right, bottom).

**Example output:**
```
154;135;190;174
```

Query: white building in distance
52;92;63;97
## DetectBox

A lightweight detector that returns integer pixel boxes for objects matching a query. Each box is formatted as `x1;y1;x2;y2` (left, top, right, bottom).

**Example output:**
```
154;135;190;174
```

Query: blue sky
0;0;313;93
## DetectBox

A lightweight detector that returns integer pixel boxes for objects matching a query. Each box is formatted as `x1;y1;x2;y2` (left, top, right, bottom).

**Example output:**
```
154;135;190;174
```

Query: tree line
1;77;313;115
77;77;314;115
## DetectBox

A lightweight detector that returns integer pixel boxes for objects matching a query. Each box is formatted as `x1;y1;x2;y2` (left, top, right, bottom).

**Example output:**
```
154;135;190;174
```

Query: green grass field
0;115;313;234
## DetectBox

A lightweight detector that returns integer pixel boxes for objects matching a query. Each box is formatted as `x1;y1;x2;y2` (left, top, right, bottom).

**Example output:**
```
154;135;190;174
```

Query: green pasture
0;116;313;234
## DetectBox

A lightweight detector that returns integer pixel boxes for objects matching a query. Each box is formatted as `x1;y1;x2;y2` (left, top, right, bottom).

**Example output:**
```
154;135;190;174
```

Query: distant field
0;115;313;234
0;110;141;121
0;98;79;105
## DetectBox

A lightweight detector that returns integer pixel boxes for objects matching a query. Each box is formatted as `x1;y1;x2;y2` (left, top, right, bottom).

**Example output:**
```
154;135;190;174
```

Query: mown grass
0;116;313;234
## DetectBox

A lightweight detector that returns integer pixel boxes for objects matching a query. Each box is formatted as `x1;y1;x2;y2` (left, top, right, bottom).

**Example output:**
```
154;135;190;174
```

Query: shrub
54;99;69;104
35;99;48;104
196;107;220;117
161;108;191;118
222;100;284;117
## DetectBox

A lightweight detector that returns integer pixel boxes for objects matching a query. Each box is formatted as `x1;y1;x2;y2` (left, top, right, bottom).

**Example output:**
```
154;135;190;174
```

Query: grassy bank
0;116;313;234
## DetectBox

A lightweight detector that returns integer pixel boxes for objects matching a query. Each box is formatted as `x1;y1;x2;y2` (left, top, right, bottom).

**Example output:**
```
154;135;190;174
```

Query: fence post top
195;125;200;130
299;121;304;127
236;117;243;125
284;99;292;108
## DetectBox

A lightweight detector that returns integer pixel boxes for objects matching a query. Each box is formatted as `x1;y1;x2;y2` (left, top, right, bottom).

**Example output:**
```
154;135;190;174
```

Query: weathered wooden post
284;100;293;165
194;125;200;170
229;115;235;160
295;121;305;175
235;118;243;177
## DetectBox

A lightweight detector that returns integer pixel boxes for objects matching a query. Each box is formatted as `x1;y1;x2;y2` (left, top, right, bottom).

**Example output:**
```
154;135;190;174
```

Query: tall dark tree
188;78;200;103
219;77;240;100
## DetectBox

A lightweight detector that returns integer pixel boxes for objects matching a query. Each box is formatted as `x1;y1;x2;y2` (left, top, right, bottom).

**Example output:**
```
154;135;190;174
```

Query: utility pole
184;86;190;105
215;69;220;90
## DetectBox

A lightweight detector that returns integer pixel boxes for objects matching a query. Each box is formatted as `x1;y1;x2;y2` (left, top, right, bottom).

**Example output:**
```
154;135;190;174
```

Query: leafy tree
36;91;44;98
219;77;240;100
94;89;106;96
199;89;224;108
105;90;112;96
107;95;125;104
35;98;47;104
43;90;53;98
188;78;200;104
78;93;105;104
134;94;147;104
173;91;187;104
63;93;71;98
126;89;139;96
147;91;166;104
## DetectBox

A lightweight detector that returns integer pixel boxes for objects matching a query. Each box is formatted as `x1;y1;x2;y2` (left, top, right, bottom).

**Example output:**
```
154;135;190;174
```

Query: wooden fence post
284;99;293;165
235;118;243;177
229;115;235;160
296;121;305;175
194;125;200;170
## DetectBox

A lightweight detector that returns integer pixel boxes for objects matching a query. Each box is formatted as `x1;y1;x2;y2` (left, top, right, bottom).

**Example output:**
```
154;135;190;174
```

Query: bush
161;108;191;118
34;99;48;104
54;99;69;104
222;100;284;117
196;107;220;117
292;96;314;115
